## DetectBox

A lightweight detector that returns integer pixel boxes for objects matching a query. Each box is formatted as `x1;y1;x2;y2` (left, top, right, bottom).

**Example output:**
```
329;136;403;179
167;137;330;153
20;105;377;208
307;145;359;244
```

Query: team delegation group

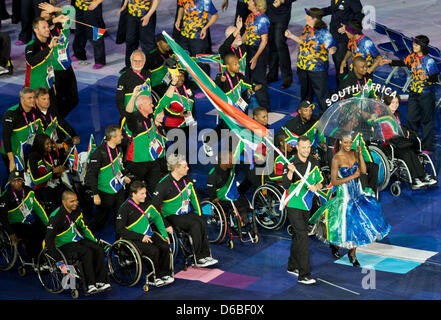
0;0;439;292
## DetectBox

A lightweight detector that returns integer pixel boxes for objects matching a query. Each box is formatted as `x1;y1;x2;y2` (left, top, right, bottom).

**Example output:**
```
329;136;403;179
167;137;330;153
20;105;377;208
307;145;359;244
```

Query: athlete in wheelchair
251;127;332;233
369;94;437;195
151;154;218;270
110;181;174;290
0;170;48;275
40;190;110;297
203;150;258;249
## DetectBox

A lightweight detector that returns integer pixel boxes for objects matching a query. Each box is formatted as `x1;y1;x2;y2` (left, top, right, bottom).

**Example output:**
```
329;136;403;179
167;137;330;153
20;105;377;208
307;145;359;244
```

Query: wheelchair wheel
287;225;294;236
200;199;227;244
170;231;178;261
368;144;391;191
71;289;79;299
390;181;401;197
107;239;142;287
37;247;68;294
252;184;286;230
0;227;18;271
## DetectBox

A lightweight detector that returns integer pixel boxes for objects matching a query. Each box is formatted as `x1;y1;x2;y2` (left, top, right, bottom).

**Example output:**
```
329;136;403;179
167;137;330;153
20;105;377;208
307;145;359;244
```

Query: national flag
195;53;222;65
282;127;299;146
92;27;106;41
57;261;69;274
68;146;79;171
375;115;401;140
86;134;97;161
162;32;270;162
317;182;335;204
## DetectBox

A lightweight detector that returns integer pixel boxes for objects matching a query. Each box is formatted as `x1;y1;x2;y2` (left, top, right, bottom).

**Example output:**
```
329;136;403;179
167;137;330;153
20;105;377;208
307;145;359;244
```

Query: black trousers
268;20;292;83
89;189;126;233
0;31;11;67
286;207;311;279
331;40;349;86
72;5;106;65
234;1;249;34
125;13;157;67
125;160;162;195
59;238;108;287
116;0;127;44
246;45;270;110
406;91;436;152
133;232;172;278
177;35;210;76
12;219;46;261
237;163;265;195
297;68;329;116
54;66;79;119
166;212;211;261
18;0;44;43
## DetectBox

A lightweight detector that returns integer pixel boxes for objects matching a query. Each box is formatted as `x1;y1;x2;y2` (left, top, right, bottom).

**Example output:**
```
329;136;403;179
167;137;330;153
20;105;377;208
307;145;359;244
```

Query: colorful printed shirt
75;0;94;11
244;12;270;47
179;0;218;39
403;53;439;93
297;25;336;72
347;35;380;70
128;0;152;18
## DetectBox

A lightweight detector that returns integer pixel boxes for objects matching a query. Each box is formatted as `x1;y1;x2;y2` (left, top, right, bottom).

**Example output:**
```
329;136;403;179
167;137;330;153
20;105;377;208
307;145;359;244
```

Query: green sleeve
32;194;49;226
154;95;172;117
149;207;169;239
77;214;97;242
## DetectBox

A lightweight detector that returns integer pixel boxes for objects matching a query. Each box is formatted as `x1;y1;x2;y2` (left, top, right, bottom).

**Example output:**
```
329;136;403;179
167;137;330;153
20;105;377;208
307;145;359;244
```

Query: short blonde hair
167;153;187;172
254;0;267;13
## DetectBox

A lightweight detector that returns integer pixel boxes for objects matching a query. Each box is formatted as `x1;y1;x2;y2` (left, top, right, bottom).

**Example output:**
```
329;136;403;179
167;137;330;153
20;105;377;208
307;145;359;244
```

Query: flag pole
70;19;94;29
62;146;75;167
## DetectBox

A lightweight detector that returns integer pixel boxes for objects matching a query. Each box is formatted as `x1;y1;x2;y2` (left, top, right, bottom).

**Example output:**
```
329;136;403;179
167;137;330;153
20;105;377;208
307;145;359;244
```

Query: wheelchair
170;225;217;271
200;198;258;250
36;246;87;299
0;223;39;277
251;155;332;236
107;236;174;292
368;139;437;196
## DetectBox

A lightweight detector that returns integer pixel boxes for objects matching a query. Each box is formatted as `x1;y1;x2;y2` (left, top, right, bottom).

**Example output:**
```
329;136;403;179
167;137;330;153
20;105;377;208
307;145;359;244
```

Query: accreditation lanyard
23;112;37;133
175;85;190;111
143;117;154;140
231;46;244;73
128;199;150;220
173;179;190;204
132;69;146;82
65;213;77;234
357;78;368;97
11;188;25;205
106;143;121;177
40;112;54;128
225;72;240;101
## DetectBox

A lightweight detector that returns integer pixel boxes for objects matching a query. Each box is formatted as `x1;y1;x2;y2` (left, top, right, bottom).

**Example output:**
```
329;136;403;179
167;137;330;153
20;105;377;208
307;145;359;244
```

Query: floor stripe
317;278;361;296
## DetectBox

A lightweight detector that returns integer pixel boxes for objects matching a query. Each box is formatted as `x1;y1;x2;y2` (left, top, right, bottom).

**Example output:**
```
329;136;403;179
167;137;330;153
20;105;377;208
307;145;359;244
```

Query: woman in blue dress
309;134;391;266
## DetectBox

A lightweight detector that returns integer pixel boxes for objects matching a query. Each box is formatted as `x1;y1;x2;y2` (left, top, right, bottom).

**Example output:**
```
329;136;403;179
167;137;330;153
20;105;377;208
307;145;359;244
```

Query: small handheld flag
92;27;106;41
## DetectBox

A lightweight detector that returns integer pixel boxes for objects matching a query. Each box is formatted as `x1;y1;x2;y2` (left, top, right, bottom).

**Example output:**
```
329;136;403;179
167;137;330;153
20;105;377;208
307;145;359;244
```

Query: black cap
298;100;315;110
9;170;24;181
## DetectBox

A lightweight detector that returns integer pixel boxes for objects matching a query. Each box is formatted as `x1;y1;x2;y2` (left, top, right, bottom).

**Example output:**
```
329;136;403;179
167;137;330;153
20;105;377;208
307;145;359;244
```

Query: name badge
26;133;36;146
180;199;190;215
236;97;248;111
47;65;54;79
58;48;68;61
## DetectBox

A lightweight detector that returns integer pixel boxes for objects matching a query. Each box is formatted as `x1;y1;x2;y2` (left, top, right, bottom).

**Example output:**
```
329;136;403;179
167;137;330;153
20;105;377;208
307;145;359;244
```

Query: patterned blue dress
309;162;391;249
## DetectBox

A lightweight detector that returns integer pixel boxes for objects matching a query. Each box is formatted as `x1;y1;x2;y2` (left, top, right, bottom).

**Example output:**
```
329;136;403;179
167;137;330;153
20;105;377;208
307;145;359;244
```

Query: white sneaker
423;175;437;186
152;278;165;287
161;276;175;285
287;269;299;276
87;285;99;294
203;140;214;157
0;66;8;75
298;277;316;285
96;282;111;292
411;178;425;189
203;257;218;266
196;258;208;266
